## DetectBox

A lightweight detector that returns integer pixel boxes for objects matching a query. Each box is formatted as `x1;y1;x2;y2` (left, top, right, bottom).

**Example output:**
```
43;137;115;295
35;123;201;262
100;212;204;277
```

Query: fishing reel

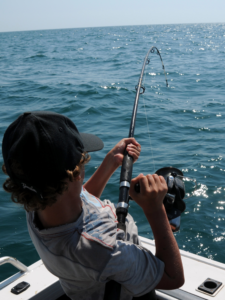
132;167;186;232
155;167;186;232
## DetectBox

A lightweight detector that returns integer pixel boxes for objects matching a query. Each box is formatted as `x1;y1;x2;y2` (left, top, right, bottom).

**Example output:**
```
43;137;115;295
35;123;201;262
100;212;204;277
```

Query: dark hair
2;153;90;212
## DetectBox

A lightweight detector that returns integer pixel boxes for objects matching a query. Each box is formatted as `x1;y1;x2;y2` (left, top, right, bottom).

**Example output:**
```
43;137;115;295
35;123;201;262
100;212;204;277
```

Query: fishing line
142;59;156;174
116;46;169;230
140;47;168;174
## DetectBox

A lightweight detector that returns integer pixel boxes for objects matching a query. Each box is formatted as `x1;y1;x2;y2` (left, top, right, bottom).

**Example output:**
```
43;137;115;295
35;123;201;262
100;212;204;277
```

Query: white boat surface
0;236;224;300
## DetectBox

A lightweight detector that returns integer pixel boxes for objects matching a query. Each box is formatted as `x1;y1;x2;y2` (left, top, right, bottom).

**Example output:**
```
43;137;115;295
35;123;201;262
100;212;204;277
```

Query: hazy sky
0;0;224;32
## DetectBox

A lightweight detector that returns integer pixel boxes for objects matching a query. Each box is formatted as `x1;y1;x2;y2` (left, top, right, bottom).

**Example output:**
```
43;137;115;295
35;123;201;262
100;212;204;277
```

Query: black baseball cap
2;111;104;197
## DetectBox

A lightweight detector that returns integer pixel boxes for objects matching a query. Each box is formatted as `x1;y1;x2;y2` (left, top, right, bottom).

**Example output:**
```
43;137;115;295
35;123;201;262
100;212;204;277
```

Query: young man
2;111;184;300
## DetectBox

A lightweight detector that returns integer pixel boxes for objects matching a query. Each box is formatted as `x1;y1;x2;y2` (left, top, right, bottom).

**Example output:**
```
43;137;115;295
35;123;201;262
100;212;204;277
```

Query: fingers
131;173;156;190
130;173;155;196
156;174;167;190
159;175;167;185
125;139;141;162
130;173;145;199
123;137;140;147
153;174;168;197
126;145;141;162
130;173;144;187
139;174;153;193
110;138;140;167
131;174;167;196
112;138;140;155
152;174;161;186
130;173;168;213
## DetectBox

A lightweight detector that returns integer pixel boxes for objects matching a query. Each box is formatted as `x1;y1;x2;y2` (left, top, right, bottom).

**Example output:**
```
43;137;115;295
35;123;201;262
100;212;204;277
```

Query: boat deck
1;236;224;300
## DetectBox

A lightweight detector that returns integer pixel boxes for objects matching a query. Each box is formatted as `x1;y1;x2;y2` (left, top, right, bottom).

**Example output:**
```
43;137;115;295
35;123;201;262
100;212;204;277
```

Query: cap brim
80;133;104;152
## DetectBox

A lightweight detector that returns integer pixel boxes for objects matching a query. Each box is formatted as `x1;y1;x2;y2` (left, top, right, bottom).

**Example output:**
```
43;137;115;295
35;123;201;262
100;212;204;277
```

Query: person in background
2;111;184;300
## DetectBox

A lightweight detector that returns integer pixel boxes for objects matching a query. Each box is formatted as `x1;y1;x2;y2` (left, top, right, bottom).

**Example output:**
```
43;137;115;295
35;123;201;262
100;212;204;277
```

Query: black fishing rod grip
116;152;134;231
120;151;133;183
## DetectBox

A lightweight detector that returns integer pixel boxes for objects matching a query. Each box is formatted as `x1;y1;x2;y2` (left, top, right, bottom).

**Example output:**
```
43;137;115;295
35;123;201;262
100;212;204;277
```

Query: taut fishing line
142;57;156;174
141;47;169;174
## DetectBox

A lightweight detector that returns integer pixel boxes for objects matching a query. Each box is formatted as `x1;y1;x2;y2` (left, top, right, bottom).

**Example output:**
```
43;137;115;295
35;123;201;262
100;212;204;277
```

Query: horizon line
0;21;224;34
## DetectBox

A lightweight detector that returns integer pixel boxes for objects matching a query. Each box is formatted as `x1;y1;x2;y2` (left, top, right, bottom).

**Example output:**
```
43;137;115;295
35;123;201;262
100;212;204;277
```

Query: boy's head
2;111;104;211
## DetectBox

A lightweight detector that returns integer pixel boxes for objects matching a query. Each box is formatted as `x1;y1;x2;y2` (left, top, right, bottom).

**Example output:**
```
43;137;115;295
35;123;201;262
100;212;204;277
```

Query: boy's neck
37;180;83;229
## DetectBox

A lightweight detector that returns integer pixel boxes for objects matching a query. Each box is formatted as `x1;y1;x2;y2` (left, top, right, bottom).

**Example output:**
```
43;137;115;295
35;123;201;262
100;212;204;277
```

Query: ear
76;174;82;181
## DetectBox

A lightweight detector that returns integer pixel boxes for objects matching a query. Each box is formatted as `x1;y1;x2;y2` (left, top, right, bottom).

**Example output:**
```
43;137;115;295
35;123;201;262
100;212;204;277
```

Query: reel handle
133;176;182;232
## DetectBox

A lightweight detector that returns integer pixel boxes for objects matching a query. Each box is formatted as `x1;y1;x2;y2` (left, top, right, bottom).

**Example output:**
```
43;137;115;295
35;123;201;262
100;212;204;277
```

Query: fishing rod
116;47;194;233
116;46;168;232
104;46;196;300
104;46;169;300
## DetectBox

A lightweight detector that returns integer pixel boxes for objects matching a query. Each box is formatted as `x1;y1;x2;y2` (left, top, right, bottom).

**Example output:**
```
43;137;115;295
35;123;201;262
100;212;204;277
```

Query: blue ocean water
0;23;225;282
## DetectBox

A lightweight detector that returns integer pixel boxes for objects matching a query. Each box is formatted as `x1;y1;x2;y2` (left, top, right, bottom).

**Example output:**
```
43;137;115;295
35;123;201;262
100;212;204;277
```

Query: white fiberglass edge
0;260;64;300
140;236;225;300
140;236;225;270
1;236;225;300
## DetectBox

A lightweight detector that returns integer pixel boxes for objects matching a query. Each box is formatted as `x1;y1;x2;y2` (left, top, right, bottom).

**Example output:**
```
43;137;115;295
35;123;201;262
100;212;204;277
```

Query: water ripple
0;23;225;281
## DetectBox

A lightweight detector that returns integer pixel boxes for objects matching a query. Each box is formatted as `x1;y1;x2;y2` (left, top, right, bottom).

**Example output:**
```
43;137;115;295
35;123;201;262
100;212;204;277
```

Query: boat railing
0;256;29;290
0;256;28;273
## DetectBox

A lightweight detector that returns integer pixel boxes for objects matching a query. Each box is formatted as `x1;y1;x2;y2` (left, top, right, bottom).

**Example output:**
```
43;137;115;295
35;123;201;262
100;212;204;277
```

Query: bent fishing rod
104;46;197;300
104;46;168;300
116;46;168;232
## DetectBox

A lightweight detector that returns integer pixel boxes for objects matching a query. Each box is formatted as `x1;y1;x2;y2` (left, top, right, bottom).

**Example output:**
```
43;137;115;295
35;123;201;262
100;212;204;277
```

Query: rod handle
120;151;133;183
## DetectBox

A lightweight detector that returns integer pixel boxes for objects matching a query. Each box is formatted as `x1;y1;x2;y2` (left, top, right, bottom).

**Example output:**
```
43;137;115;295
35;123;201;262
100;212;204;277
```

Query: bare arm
130;174;184;290
84;138;141;198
